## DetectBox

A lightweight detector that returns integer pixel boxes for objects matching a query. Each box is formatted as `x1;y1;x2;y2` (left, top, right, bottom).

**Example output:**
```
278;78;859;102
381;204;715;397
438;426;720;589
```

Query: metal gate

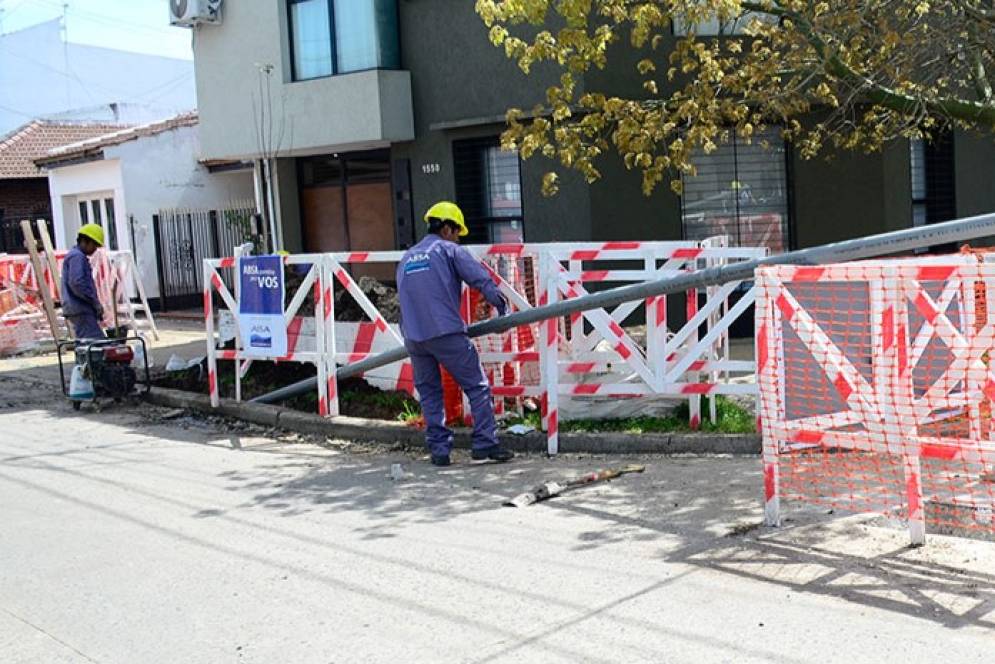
153;201;255;311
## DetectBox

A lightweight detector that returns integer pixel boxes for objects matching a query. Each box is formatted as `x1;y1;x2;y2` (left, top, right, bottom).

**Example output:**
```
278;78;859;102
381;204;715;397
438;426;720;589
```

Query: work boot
431;454;451;467
470;446;515;464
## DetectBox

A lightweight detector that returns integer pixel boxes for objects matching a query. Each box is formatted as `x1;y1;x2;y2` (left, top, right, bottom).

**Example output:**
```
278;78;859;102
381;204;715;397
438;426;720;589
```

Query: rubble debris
282;269;400;323
282;264;317;317
334;276;400;323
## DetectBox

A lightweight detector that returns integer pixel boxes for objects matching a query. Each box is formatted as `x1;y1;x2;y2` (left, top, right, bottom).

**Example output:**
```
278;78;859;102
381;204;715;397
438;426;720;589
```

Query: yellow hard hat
424;201;468;237
78;223;105;247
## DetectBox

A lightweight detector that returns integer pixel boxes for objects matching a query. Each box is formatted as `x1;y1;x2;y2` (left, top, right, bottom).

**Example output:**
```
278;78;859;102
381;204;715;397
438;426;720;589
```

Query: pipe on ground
251;212;995;404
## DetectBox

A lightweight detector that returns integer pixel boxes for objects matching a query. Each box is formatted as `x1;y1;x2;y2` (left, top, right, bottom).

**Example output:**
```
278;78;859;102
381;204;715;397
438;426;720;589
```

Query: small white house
35;112;255;302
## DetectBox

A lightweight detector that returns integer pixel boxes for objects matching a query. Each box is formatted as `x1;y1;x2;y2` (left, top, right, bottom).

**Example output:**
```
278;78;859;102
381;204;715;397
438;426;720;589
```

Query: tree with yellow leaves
475;1;995;195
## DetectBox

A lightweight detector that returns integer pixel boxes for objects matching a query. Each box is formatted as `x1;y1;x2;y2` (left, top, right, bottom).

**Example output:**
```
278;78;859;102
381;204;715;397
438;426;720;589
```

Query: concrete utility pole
253;211;995;404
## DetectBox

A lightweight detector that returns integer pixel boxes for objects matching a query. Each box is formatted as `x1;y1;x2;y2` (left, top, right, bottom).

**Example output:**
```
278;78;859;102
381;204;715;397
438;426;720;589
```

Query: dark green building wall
790;139;910;249
955;131;995;219
278;1;995;255
392;0;681;244
392;0;593;242
791;129;995;251
588;154;683;241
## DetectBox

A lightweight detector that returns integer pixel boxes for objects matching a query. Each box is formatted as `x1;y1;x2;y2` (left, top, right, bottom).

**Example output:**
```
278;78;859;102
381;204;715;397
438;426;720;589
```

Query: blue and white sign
238;255;287;358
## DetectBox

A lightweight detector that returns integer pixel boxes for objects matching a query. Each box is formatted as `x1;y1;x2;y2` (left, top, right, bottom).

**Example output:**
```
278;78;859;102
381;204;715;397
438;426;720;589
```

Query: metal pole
251;212;995;404
152;213;168;312
263;158;280;253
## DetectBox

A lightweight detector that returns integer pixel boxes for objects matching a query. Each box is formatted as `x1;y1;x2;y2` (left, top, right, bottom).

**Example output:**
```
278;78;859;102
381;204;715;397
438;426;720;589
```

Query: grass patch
289;379;420;422
504;397;755;435
155;357;753;433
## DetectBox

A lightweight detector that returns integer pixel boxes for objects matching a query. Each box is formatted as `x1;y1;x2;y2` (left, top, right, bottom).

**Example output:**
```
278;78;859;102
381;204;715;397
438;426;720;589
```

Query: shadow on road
218;450;995;636
2;327;994;642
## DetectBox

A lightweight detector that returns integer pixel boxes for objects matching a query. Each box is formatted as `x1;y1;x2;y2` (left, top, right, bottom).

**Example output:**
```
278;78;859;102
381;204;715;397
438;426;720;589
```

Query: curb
146;387;761;455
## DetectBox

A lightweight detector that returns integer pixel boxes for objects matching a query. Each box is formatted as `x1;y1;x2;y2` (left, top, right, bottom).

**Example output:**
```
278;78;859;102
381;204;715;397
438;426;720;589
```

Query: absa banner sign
238;255;287;358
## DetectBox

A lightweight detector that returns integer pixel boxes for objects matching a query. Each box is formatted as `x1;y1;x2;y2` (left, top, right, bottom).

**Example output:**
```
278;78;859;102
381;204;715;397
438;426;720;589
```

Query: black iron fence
153;201;256;311
0;216;54;254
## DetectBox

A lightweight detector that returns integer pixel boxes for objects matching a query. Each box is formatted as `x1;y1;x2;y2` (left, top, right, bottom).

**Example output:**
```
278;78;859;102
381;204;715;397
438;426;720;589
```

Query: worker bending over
397;201;514;467
61;223;106;339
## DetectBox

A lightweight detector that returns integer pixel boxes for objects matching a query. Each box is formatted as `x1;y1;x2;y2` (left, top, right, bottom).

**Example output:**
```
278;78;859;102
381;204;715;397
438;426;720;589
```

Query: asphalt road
1;370;994;663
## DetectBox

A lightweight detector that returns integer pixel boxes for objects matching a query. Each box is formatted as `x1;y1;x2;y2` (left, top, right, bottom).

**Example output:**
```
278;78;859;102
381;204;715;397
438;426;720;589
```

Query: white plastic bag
165;354;187;372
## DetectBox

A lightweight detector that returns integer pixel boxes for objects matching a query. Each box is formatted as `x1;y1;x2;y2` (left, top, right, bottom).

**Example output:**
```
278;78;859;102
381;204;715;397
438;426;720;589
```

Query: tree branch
972;51;994;102
740;0;995;125
952;0;995;25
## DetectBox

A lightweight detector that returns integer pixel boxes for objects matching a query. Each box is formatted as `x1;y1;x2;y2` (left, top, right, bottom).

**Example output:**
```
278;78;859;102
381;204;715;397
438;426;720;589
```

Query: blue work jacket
61;246;101;317
396;234;506;342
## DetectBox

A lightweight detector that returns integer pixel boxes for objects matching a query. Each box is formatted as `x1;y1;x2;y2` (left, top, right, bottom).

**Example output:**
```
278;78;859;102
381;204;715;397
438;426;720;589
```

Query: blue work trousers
405;333;498;458
67;313;105;340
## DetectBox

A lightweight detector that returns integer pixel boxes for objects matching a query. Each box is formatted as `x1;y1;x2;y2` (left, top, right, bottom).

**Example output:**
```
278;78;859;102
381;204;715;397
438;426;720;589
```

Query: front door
298;151;395;281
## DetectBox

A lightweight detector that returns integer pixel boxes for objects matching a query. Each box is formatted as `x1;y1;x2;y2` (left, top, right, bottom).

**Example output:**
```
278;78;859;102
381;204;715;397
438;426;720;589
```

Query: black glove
496;295;509;317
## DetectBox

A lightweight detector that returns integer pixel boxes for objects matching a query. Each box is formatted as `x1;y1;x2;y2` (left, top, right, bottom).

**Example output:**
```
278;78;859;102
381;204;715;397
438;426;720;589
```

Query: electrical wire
34;0;180;36
0;0;35;28
0;100;36;119
0;41;194;105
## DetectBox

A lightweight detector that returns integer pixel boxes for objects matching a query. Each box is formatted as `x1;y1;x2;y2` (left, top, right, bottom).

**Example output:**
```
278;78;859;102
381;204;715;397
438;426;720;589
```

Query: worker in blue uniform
61;223;106;339
397;201;515;466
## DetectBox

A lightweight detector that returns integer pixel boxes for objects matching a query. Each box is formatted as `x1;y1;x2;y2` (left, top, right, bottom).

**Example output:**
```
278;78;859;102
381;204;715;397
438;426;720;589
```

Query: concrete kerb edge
146;387;761;455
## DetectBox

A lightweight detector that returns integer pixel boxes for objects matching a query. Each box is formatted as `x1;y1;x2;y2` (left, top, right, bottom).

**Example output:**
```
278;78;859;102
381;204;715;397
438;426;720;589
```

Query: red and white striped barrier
204;253;333;411
204;239;765;454
0;248;157;342
757;257;995;545
465;239;764;450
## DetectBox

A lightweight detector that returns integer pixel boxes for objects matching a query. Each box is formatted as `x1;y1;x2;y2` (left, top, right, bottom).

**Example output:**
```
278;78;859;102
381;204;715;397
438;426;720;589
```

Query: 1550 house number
421;163;441;175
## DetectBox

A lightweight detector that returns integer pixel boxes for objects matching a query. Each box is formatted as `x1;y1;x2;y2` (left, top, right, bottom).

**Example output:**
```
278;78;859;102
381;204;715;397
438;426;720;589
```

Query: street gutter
147;387;761;455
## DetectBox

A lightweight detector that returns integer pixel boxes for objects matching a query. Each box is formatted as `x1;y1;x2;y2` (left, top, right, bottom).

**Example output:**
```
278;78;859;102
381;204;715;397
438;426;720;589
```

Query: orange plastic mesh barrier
756;258;995;544
441;367;464;426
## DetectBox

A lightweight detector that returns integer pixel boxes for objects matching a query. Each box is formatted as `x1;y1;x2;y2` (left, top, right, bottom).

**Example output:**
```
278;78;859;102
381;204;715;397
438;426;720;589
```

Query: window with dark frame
680;127;791;254
287;0;400;82
452;137;525;244
105;197;118;250
910;133;956;228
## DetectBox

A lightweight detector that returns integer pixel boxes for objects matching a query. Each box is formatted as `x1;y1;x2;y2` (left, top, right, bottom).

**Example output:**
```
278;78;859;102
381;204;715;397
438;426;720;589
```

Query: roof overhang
200;159;253;173
34;150;106;170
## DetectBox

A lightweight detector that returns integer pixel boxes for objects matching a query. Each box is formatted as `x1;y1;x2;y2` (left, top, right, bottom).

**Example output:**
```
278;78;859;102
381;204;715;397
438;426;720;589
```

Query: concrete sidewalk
0;318;207;387
1;372;993;663
0;319;762;455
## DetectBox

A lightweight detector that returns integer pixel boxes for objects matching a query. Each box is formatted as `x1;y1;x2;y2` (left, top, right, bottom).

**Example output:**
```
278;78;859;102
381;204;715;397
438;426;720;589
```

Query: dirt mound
283;267;399;323
334;276;400;323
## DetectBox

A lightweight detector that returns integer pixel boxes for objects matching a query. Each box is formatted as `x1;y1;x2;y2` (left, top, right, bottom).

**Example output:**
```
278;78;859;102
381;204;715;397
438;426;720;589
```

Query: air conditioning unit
169;0;223;28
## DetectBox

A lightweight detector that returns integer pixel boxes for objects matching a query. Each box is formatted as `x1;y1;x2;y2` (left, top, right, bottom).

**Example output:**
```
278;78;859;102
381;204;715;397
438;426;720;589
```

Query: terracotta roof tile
0;120;129;179
39;111;199;166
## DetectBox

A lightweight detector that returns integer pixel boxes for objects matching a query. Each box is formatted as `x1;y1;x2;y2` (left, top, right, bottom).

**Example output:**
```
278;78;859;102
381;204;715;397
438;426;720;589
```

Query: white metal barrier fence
204;239;765;453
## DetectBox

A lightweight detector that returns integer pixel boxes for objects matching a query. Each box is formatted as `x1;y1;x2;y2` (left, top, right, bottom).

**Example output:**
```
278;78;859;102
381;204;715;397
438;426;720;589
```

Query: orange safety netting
757;259;995;541
444;256;542;425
